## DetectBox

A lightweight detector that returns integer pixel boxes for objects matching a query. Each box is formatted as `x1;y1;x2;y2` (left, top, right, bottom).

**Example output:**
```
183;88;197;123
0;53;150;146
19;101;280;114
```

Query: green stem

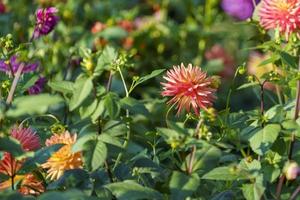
113;67;130;170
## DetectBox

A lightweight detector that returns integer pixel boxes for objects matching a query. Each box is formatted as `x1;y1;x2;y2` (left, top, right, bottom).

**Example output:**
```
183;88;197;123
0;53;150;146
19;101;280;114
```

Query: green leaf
20;75;39;92
120;97;149;116
0;136;24;157
83;139;107;171
79;99;98;119
242;183;265;200
38;189;98;200
249;124;281;155
69;77;93;111
202;166;250;181
72;133;97;153
96;45;118;73
132;69;165;90
6;94;63;117
98;134;123;148
104;92;120;119
91;100;106;122
237;82;259;90
48;80;74;94
280;51;297;68
105;180;163;200
169;171;200;200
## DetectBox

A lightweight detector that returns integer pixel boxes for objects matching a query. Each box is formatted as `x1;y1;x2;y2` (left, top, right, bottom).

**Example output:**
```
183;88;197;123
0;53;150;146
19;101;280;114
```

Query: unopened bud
285;162;299;180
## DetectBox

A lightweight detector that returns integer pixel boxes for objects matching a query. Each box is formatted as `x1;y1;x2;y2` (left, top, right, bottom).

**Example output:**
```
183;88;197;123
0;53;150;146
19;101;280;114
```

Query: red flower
11;126;40;151
259;0;300;39
161;63;216;115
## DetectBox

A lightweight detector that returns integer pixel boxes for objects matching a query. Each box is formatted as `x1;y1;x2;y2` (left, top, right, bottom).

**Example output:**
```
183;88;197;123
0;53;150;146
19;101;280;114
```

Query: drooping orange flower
161;63;216;115
259;0;300;39
41;131;83;180
0;126;41;191
18;174;45;196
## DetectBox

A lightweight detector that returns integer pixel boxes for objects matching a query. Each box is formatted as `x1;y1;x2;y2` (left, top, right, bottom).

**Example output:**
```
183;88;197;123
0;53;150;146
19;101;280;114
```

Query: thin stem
6;63;25;104
104;161;114;183
260;82;266;116
113;67;130;170
276;175;285;200
225;69;239;114
290;185;300;200
187;145;196;174
289;57;300;160
106;71;114;92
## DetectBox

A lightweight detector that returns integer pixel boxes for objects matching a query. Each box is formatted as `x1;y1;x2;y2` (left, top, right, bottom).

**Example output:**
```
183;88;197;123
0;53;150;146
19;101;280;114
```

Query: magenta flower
28;77;47;95
32;7;59;39
221;0;260;20
0;1;5;14
0;55;39;76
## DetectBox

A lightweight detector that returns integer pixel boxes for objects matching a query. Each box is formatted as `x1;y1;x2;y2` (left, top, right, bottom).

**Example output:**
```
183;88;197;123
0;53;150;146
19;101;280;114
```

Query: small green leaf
280;51;297;68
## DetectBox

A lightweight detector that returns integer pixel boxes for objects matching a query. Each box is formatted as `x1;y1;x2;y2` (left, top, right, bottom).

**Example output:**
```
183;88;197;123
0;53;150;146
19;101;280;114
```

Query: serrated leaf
0;136;24;157
83;139;107;171
6;94;63;117
242;183;265;200
249;124;281;155
105;180;163;200
202;166;250;181
48;81;74;94
169;171;199;200
69;77;93;111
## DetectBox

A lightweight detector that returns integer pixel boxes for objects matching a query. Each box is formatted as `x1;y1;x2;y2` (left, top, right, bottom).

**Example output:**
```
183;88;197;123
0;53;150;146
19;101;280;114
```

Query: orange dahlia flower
0;126;41;190
18;174;45;196
161;63;216;115
259;0;300;39
41;131;83;180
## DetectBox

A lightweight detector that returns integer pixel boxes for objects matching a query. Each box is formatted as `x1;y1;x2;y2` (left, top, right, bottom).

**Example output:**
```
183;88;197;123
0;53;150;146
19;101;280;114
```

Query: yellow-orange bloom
19;174;45;196
41;131;83;180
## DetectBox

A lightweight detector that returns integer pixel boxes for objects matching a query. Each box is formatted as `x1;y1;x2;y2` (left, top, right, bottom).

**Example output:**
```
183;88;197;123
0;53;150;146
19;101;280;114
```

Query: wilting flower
161;63;216;115
18;174;45;196
0;126;41;190
28;77;47;95
0;55;39;76
285;162;300;180
32;7;59;39
259;0;300;39
221;0;260;20
205;44;235;79
91;21;106;34
41;131;83;180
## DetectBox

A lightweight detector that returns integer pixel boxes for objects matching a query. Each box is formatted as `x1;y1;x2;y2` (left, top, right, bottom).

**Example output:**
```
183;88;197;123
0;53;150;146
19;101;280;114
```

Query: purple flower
0;55;39;76
28;77;47;95
221;0;260;21
32;7;59;39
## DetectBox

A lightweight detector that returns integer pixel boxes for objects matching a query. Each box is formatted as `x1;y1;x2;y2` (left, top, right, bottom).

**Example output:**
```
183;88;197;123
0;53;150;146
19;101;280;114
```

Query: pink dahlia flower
259;0;300;39
11;126;41;151
161;63;216;115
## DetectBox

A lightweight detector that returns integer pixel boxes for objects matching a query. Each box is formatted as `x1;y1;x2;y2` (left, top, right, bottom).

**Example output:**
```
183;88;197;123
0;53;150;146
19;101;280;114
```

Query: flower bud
285;162;299;180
